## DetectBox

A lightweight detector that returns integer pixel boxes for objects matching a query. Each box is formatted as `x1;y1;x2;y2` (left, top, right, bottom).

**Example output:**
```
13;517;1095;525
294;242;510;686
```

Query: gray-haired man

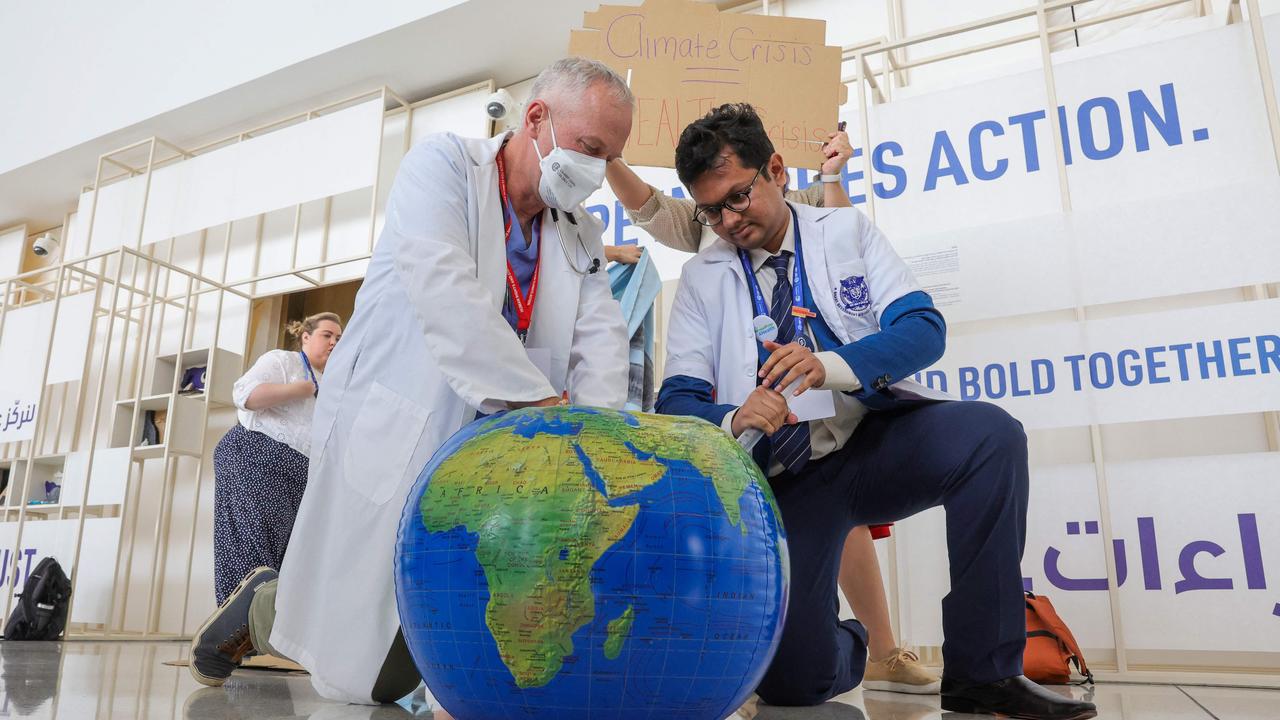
189;57;634;705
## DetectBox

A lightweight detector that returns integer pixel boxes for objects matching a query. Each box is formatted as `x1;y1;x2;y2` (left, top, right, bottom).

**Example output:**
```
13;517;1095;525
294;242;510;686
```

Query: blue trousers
755;400;1029;706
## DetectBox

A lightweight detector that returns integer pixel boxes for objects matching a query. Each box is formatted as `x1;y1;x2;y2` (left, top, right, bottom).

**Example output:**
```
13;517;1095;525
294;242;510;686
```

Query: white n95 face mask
531;110;607;211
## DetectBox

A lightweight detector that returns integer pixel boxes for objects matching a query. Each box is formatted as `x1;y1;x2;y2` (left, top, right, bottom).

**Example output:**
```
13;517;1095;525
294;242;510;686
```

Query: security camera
32;233;60;258
485;89;516;122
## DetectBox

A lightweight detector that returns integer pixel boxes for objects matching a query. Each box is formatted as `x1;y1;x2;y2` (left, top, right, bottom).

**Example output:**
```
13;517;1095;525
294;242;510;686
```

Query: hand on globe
507;395;563;409
732;385;797;437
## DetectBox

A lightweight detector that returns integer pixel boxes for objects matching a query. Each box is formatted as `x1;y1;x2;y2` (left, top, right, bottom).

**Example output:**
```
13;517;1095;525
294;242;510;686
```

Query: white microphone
738;315;780;451
735;378;803;451
737;426;765;451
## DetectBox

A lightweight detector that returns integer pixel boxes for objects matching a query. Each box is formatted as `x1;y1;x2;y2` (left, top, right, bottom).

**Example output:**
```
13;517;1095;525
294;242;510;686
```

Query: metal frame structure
0;79;503;641
0;0;1275;690
0;86;416;640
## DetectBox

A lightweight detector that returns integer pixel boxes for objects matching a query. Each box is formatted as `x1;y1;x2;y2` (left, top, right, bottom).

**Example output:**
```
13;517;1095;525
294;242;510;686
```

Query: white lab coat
270;132;629;703
663;203;951;408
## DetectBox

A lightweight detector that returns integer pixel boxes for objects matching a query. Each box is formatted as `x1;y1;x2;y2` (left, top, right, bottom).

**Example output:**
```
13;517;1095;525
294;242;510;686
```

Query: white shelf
2;503;120;521
151;347;241;407
4;453;67;509
130;444;199;462
109;394;206;460
116;394;172;412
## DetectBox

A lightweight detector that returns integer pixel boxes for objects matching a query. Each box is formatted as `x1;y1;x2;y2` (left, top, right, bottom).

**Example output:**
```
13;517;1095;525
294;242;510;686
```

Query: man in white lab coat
188;57;632;705
657;104;1097;720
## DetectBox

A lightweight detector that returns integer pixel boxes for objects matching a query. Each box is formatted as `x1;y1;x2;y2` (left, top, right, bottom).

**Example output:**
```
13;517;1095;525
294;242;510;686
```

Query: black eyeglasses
694;165;766;227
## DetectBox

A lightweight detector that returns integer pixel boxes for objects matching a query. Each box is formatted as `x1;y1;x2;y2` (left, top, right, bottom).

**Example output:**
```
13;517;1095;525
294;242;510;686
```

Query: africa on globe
395;406;789;720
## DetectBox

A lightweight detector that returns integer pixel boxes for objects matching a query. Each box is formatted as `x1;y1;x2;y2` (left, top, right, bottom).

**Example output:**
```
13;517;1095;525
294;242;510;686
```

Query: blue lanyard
738;206;811;349
299;351;319;397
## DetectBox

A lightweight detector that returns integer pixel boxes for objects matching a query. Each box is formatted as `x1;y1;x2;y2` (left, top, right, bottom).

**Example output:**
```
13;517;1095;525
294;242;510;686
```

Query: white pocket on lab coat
342;381;431;505
827;259;877;336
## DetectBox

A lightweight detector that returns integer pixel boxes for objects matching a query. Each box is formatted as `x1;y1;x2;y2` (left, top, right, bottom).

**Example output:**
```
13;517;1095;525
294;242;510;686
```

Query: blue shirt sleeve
657;374;773;471
830;290;947;403
655;375;737;426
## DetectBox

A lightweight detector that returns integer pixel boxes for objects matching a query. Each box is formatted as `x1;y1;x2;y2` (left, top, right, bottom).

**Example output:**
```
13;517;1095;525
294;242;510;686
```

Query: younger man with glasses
656;104;1096;720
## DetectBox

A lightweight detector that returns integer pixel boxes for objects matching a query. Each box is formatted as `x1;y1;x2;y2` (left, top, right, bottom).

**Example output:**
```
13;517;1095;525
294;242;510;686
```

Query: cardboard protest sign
570;0;848;169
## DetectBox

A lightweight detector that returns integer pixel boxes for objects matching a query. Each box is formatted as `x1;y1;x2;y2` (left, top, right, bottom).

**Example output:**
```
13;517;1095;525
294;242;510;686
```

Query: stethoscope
548;207;601;276
494;133;601;277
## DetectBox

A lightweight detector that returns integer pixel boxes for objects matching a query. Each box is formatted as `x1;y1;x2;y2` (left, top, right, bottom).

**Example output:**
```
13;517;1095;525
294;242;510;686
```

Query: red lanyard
495;148;540;338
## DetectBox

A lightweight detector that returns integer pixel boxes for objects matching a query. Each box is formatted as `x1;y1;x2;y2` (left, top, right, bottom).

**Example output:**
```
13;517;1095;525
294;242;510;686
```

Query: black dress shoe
941;675;1097;719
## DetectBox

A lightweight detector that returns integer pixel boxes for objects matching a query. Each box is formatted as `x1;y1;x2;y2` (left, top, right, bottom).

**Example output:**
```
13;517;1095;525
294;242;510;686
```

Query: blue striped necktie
762;252;811;474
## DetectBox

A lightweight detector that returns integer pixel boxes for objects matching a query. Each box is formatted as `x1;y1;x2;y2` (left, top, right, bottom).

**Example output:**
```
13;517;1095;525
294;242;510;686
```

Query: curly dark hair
674;103;775;188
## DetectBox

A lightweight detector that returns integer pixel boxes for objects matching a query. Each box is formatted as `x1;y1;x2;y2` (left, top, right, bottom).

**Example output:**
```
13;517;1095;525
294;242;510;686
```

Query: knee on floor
756;678;842;707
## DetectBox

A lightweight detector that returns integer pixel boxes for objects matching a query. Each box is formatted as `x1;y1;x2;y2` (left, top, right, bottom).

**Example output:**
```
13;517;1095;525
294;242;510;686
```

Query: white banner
1106;452;1280;652
0;394;38;442
0;292;97;383
895;178;1280;324
895;464;1117;651
897;452;1280;653
0;517;121;625
918;298;1280;430
68;98;383;254
0;291;96;441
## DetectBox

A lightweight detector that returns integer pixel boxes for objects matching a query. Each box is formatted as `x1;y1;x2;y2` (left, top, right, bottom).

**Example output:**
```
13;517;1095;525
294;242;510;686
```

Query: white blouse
232;349;321;456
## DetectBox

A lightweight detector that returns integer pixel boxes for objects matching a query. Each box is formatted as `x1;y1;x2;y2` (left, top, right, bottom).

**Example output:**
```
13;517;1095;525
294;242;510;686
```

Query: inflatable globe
395;406;788;720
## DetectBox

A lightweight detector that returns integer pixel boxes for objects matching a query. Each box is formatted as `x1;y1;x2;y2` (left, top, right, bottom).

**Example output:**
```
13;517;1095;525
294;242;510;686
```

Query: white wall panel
407;85;494;148
896;179;1280;323
1056;22;1275;209
869;69;1062;239
0;290;95;399
0;226;25;279
0;517;121;624
899;0;1041;92
71;99;382;257
0;0;457;175
895;462;1119;651
78;174;148;255
1107;453;1280;652
47;291;96;385
142;98;383;246
898;451;1280;655
925;298;1280;429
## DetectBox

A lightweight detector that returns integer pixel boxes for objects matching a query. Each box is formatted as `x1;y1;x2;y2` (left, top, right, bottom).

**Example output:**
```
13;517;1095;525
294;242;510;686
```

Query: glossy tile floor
0;641;1275;719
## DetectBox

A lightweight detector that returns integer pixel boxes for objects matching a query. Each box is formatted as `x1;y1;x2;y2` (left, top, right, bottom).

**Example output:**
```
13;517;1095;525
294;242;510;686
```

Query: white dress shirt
721;212;868;475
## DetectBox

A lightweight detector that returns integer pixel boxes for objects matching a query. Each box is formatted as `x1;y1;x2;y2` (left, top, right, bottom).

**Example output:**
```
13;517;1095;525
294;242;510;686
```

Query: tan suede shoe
863;648;941;694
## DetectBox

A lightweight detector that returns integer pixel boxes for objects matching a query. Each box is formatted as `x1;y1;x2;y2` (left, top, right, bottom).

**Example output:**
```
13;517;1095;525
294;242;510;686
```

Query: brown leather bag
1024;592;1093;685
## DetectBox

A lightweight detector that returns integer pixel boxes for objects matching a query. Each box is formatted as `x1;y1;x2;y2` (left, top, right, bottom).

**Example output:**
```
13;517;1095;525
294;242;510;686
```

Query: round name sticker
752;314;779;342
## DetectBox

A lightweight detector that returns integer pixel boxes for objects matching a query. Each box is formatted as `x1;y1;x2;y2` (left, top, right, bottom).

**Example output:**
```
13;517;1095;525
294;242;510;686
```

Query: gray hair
529;57;634;110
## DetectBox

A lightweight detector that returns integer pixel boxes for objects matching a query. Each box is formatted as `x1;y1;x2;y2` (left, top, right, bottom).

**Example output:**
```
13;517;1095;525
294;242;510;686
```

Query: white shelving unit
0;460;11;508
151;347;240;407
0;448;130;519
106;345;240;462
3;454;64;516
109;394;205;460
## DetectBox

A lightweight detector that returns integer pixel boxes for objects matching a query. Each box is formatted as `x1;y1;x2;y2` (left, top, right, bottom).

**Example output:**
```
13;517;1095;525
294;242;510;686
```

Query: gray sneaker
189;566;277;687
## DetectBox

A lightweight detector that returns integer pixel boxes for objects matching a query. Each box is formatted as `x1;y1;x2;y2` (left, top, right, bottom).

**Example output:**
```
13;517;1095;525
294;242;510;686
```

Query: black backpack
2;557;72;640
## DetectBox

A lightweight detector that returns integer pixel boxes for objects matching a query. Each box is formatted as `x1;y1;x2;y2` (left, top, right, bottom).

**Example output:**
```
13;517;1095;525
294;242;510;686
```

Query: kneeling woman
212;312;342;605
